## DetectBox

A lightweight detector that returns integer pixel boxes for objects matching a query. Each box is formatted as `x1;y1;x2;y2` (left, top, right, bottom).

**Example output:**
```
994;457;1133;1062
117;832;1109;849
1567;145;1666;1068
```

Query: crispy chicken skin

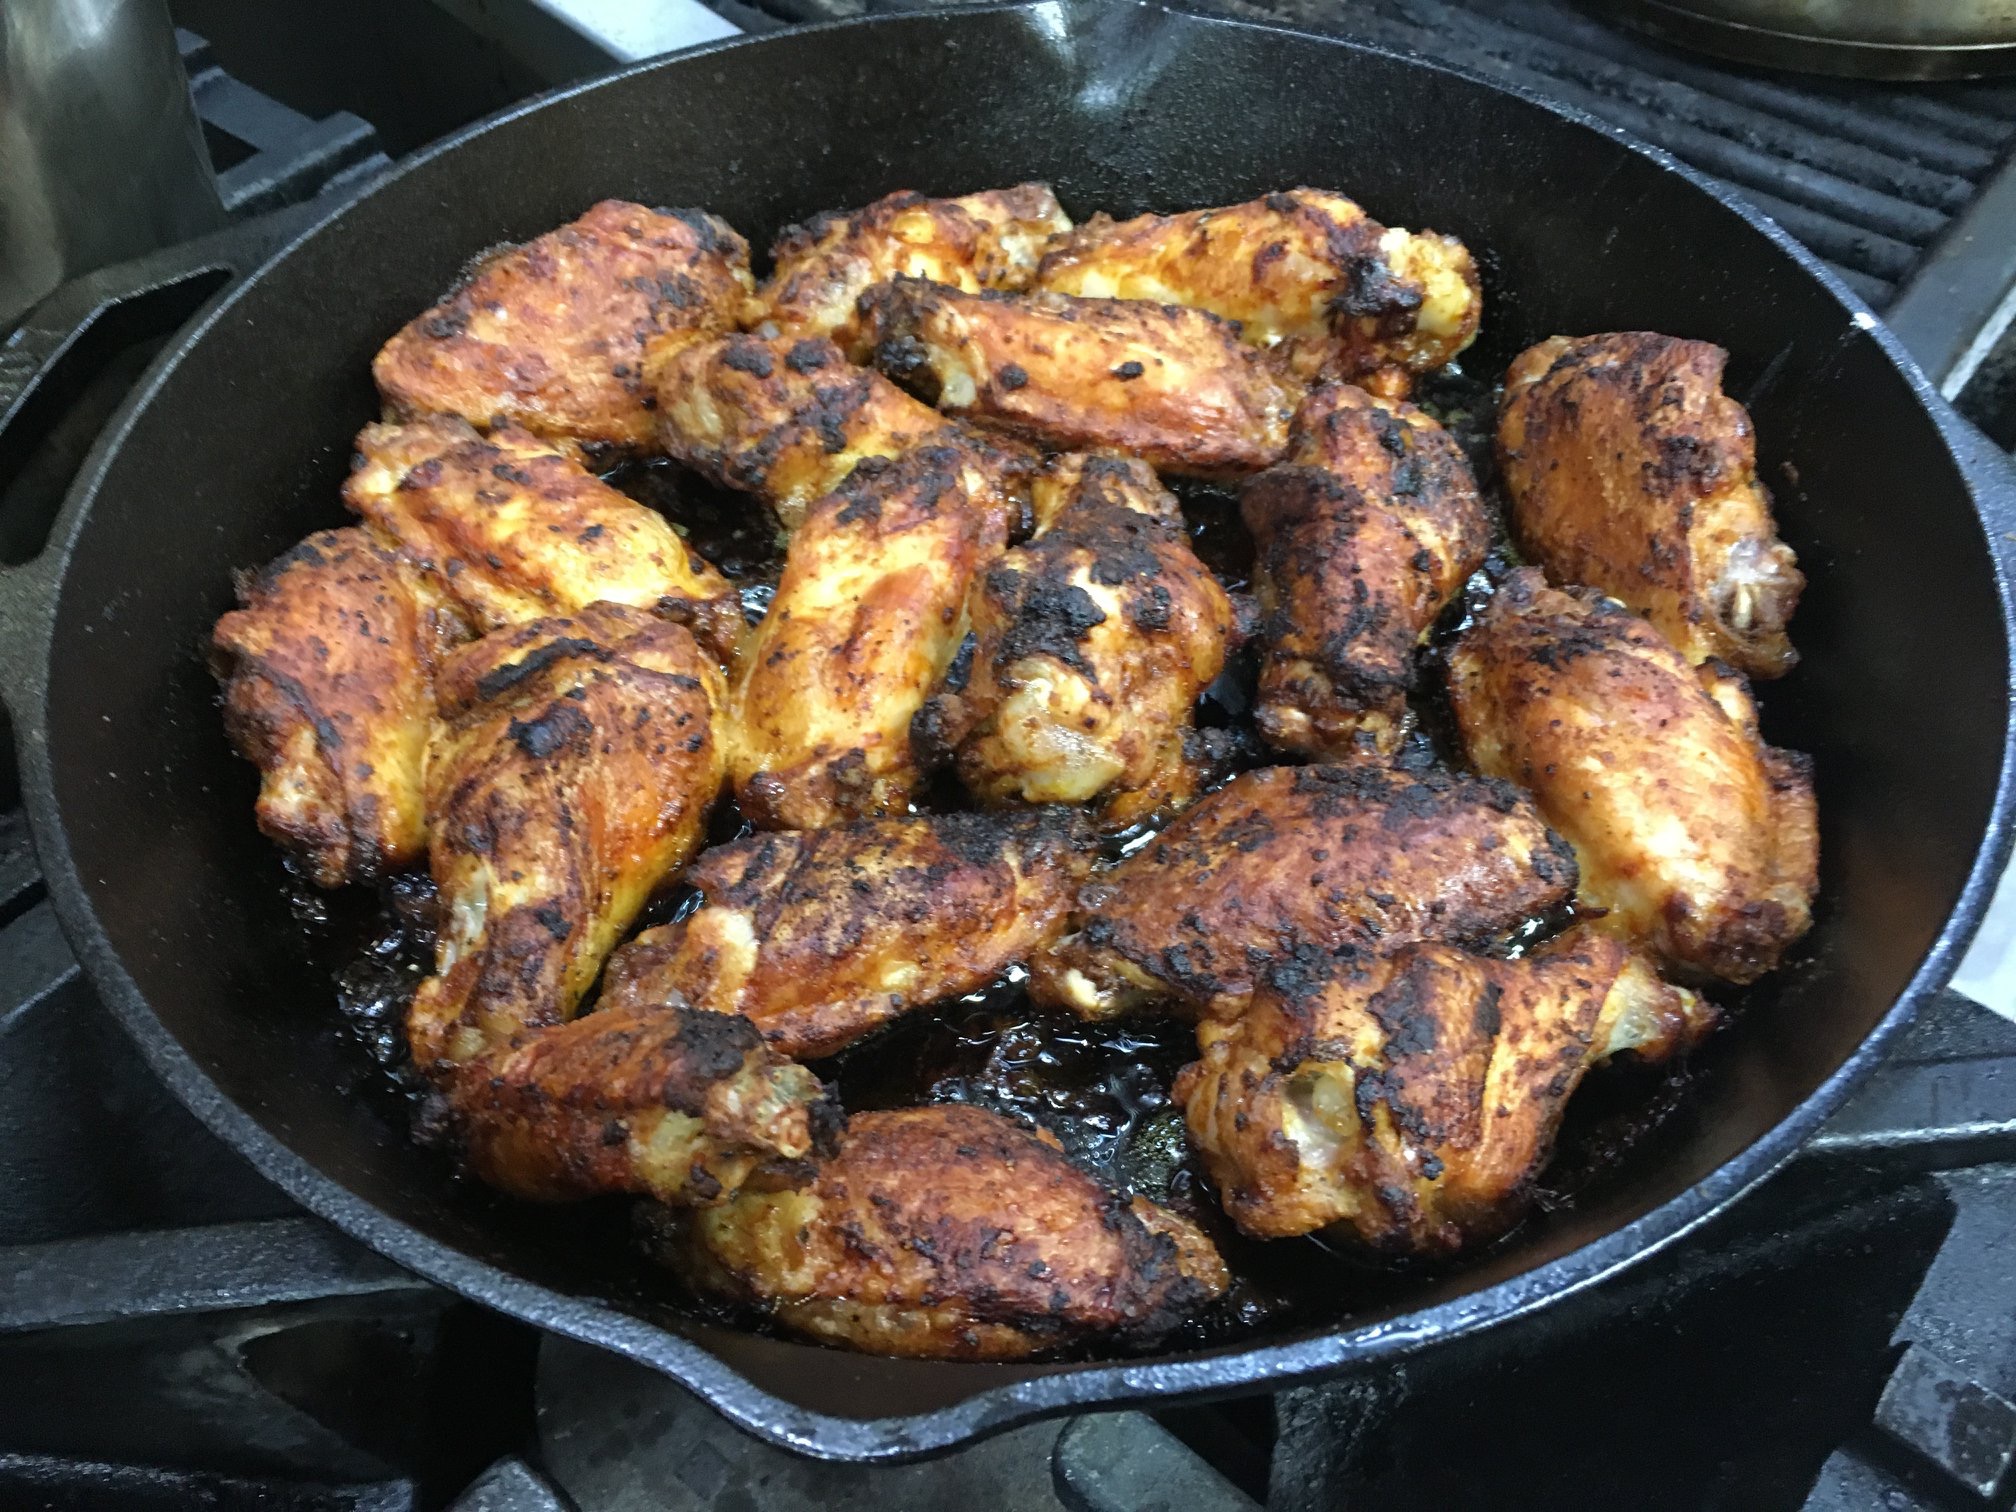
860;277;1302;478
373;201;754;453
600;809;1090;1059
345;416;742;658
211;528;467;888
1035;188;1481;396
728;443;1010;831
1498;332;1803;678
678;1105;1228;1359
654;333;962;532
759;184;1071;356
407;604;726;1072
1447;569;1817;984
917;455;1234;830
1028;763;1578;1020
444;1000;838;1206
1243;384;1491;759
1175;929;1710;1250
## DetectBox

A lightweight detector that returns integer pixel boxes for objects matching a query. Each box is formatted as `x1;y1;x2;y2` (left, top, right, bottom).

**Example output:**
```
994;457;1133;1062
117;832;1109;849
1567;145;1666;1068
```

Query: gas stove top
6;3;2016;1507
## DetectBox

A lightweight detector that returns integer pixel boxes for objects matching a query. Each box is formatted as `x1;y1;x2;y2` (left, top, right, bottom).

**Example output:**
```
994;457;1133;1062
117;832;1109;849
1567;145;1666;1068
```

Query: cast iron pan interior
8;0;2013;1459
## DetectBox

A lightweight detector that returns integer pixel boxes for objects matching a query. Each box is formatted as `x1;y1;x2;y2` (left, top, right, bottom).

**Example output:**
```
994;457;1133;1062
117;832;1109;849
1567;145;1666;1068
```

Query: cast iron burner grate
5;4;2016;1509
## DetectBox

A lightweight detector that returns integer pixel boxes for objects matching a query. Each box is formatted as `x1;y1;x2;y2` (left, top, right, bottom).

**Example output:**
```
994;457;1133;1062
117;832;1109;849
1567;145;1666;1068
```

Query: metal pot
0;0;225;330
1611;0;2016;77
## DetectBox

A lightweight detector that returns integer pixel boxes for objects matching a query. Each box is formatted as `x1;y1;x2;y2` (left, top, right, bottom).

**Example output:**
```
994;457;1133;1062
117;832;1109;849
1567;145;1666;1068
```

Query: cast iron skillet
2;0;2015;1462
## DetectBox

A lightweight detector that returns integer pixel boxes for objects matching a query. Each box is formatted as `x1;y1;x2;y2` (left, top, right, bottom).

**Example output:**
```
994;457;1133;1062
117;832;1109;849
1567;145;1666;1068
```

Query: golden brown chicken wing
599;808;1089;1059
653;333;964;532
443;999;838;1206
1498;332;1803;678
345;415;742;658
727;442;1010;831
407;604;725;1071
759;184;1071;355
1028;763;1578;1020
1243;384;1491;760
1447;569;1816;984
373;201;754;453
1035;188;1481;396
860;278;1302;478
211;528;468;888
676;1105;1227;1359
915;455;1234;830
1175;928;1709;1251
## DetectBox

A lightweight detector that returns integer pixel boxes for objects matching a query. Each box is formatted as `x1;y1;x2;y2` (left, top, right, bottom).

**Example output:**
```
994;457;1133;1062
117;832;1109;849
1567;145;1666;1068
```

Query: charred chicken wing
600;808;1089;1059
861;277;1302;478
212;528;467;887
1243;383;1491;759
1035;188;1481;396
759;184;1071;355
1498;332;1803;678
1028;763;1578;1020
917;454;1234;829
407;604;725;1071
654;332;962;531
444;999;838;1207
727;443;1010;830
678;1105;1227;1359
1175;928;1710;1250
373;200;754;453
1448;569;1817;983
345;415;741;658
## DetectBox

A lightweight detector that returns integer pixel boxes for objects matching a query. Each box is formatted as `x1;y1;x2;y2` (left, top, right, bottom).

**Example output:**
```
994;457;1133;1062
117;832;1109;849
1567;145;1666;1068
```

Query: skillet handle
0;201;329;729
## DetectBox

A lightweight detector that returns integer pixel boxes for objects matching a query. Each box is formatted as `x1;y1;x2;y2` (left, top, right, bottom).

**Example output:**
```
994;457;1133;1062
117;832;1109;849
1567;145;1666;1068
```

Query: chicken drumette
373;200;754;453
1176;928;1712;1251
1243;383;1491;759
345;415;742;657
758;184;1071;356
1034;188;1481;396
653;332;976;532
211;528;468;887
860;277;1303;478
1448;569;1817;984
726;442;1010;830
675;1105;1227;1359
1029;763;1578;1020
1498;332;1803;678
600;808;1089;1059
407;605;837;1208
916;454;1234;830
408;603;726;1070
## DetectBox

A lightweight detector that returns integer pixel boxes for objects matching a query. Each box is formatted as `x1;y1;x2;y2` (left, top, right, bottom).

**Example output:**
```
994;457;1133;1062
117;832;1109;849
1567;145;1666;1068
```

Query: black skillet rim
9;0;2016;1463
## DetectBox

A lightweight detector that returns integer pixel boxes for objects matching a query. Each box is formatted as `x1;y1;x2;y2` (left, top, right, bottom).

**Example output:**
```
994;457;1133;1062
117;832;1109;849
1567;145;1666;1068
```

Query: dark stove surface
5;2;2016;1507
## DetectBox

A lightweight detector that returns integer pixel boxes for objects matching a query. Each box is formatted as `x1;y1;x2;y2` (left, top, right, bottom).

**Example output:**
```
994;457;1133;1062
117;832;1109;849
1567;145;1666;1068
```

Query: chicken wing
599;808;1089;1059
759;184;1071;356
860;277;1302;478
676;1105;1228;1359
1175;928;1709;1250
407;603;725;1071
727;442;1010;831
915;455;1234;829
1034;188;1480;396
1447;568;1817;984
443;999;838;1207
345;415;742;658
211;528;467;888
373;200;754;453
1498;332;1803;678
1243;383;1491;759
1028;763;1578;1020
653;332;965;532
